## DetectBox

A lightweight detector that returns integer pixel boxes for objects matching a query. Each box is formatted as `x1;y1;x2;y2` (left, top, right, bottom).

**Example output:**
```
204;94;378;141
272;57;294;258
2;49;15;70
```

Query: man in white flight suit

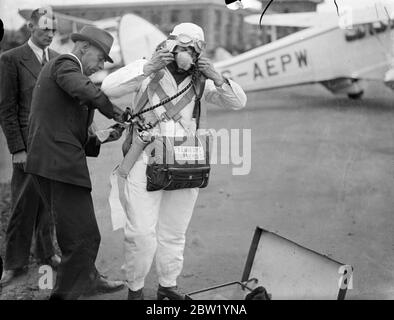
101;23;247;300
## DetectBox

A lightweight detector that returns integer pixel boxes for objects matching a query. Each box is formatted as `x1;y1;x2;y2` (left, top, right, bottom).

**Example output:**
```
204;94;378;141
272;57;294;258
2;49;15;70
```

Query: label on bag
174;146;205;161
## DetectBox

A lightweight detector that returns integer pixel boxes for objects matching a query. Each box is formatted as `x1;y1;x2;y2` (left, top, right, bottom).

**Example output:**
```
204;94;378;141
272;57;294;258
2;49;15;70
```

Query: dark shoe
128;288;144;300
0;267;28;288
84;275;125;296
157;284;185;300
245;286;271;300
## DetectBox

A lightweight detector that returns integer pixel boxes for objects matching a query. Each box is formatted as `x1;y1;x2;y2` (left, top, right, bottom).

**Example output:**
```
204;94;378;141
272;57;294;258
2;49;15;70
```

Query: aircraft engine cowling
320;78;364;100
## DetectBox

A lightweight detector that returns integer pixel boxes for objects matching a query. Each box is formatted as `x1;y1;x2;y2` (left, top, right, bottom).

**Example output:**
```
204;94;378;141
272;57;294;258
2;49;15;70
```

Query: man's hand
113;105;127;123
103;123;126;144
12;150;27;164
197;57;225;87
143;49;174;76
96;123;126;144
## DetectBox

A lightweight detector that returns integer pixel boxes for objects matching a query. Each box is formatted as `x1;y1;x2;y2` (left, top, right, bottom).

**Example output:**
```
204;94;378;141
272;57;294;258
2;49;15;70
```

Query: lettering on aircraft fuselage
253;49;309;80
221;49;309;81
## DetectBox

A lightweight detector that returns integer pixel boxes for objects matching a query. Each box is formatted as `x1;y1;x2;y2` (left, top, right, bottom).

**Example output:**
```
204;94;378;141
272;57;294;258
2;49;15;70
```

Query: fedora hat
71;26;114;63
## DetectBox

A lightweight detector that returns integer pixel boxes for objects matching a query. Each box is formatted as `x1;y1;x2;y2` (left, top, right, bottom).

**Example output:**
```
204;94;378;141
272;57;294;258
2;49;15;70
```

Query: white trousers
123;154;199;291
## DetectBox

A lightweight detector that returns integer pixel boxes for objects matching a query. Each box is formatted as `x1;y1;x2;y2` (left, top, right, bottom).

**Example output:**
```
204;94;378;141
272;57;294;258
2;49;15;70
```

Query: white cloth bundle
108;167;127;230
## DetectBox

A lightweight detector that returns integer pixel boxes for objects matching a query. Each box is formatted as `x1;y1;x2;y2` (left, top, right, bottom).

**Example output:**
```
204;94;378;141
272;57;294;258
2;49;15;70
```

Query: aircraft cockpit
345;20;394;42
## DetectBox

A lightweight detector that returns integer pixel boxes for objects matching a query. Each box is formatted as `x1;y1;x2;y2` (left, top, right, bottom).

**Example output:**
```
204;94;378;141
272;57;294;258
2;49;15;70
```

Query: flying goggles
167;34;206;54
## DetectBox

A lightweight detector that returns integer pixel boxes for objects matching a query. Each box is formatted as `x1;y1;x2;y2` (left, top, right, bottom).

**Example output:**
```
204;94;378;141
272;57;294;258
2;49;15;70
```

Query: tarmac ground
1;81;394;299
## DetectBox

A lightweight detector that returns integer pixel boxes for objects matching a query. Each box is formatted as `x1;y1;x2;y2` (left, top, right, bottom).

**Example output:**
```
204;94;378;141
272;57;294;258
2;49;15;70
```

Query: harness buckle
160;112;171;122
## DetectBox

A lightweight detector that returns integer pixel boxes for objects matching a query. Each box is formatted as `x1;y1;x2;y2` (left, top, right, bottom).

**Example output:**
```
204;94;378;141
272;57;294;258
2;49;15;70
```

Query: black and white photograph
0;0;393;305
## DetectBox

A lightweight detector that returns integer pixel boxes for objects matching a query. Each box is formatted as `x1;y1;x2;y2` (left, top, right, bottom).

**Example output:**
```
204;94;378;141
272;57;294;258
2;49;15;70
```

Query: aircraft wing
350;3;394;25
245;3;394;28
245;12;338;28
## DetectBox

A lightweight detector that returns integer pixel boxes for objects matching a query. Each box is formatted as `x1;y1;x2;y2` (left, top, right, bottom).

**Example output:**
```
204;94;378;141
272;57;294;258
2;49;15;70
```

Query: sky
0;0;387;30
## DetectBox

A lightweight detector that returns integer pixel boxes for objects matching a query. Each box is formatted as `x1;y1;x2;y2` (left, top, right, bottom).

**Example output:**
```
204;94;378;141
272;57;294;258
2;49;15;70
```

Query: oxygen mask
174;51;194;71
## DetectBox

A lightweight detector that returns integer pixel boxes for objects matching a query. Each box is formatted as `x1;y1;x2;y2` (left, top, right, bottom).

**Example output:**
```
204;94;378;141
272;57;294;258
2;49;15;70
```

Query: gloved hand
197;57;224;86
143;48;175;76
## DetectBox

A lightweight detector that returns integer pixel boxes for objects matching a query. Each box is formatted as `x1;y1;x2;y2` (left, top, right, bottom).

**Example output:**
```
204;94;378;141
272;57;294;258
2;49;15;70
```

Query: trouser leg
31;175;100;300
156;188;199;287
4;164;55;270
123;158;162;291
33;192;57;262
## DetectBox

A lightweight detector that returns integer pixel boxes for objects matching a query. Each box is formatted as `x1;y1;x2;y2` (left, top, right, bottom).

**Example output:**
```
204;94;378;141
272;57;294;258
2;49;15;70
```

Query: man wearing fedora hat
25;26;126;299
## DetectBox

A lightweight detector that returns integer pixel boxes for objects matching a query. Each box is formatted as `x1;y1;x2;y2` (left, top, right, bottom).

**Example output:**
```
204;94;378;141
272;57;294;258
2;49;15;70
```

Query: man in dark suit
25;26;126;300
0;8;61;287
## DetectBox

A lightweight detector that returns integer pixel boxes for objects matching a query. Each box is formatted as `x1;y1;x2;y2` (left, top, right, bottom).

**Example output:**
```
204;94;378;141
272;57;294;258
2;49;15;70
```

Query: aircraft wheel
347;90;364;100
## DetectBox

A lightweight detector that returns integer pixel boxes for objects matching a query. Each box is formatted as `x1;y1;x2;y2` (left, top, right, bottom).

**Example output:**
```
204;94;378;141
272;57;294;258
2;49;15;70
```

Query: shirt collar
28;38;49;62
67;53;83;74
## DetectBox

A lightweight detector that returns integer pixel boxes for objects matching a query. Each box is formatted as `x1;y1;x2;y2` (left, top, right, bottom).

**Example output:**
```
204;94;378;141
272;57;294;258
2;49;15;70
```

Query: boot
128;288;144;300
83;275;125;296
157;284;185;300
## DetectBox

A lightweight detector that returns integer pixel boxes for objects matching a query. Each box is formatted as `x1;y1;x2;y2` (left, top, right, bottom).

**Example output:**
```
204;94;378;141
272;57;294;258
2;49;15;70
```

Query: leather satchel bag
145;132;211;191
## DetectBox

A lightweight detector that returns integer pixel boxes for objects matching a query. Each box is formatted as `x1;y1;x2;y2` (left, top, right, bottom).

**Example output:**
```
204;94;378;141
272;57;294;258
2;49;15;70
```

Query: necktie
42;50;48;66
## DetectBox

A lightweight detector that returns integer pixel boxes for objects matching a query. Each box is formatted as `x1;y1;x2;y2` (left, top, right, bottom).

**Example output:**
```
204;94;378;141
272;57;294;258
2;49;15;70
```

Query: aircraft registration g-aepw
214;1;394;99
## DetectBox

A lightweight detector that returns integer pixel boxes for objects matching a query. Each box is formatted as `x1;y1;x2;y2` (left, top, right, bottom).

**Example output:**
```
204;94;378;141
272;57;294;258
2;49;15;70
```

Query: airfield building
52;0;323;54
52;0;258;55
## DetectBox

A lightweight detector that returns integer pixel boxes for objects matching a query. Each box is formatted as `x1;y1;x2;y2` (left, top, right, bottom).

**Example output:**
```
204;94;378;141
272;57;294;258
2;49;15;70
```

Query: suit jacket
25;54;115;189
0;43;58;154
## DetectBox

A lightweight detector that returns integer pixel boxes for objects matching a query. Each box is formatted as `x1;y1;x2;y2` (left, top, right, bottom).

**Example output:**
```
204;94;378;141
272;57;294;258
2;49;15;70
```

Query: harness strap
153;74;206;127
133;69;206;128
134;71;165;114
155;84;195;122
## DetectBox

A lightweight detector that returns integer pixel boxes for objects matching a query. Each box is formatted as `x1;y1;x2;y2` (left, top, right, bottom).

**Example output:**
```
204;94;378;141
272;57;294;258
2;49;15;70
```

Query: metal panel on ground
241;227;352;300
187;226;352;300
